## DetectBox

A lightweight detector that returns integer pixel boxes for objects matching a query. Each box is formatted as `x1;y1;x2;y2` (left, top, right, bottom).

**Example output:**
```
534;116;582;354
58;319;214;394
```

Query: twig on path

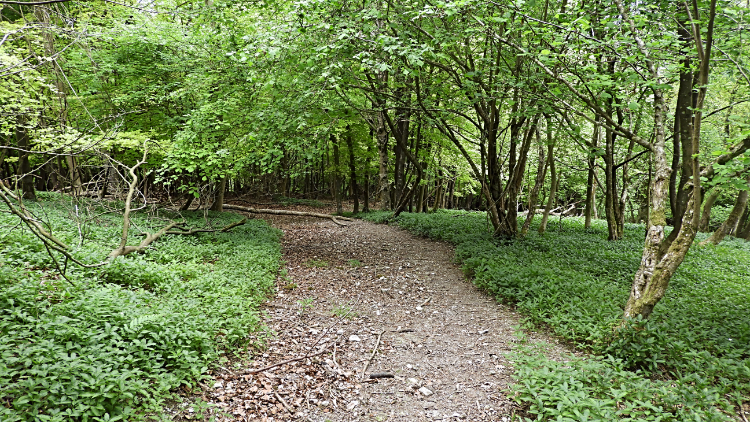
274;391;294;414
420;297;432;307
247;298;360;375
333;343;340;370
369;372;394;379
361;330;385;378
245;348;328;374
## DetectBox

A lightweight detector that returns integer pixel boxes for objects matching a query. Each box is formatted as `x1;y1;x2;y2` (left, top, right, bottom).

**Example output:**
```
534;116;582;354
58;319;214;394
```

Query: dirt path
181;214;568;421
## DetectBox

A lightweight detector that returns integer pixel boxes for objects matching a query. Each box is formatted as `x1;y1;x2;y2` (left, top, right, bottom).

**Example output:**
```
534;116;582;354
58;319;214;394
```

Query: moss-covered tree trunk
622;89;689;319
621;0;716;319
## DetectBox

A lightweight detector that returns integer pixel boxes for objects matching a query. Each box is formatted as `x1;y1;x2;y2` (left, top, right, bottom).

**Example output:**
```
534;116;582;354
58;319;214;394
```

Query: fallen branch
164;218;247;235
274;391;294;414
520;203;579;218
361;330;385;378
109;218;248;258
244;348;328;374
108;221;180;258
222;204;354;226
369;372;394;379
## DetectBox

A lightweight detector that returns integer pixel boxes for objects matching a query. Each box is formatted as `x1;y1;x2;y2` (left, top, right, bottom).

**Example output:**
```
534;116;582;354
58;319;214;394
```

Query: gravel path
173;211;568;421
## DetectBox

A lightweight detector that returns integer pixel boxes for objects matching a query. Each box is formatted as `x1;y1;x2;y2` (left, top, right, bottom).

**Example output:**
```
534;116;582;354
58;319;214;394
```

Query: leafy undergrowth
272;195;327;208
360;210;750;421
0;193;281;421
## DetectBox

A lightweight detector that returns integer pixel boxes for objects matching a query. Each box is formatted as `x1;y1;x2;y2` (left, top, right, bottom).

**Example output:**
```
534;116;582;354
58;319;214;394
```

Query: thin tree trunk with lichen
619;0;717;320
622;90;690;319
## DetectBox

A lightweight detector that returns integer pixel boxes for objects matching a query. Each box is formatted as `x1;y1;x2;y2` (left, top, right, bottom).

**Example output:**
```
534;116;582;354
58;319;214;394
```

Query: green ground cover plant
361;210;750;421
0;193;281;421
272;195;327;208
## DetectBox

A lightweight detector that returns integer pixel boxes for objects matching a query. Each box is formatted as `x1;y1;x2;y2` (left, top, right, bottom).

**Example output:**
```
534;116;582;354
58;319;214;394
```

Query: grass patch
305;259;329;268
360;210;750;421
0;193;281;421
331;303;357;319
272;195;327;208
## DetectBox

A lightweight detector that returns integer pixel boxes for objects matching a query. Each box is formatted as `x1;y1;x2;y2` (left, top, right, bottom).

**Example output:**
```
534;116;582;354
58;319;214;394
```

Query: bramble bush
361;210;750;421
0;194;281;421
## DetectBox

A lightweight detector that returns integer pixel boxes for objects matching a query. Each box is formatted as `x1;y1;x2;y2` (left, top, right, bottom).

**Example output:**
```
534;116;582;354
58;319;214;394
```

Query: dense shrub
0;195;281;421
361;210;750;421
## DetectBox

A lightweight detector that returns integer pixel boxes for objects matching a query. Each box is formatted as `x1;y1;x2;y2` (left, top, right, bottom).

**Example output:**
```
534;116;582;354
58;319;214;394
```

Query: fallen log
222;204;354;226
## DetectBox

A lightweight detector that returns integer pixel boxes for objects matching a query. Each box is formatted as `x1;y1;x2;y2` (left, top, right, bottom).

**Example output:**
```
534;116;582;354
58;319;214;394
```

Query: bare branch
222;204;354;226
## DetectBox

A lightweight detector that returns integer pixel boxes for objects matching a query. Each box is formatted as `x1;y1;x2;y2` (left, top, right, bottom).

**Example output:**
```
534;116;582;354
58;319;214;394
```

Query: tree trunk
585;121;600;228
539;140;557;235
332;134;343;214
496;115;537;237
376;111;391;210
210;177;226;212
180;193;195;211
65;155;83;196
620;0;716;318
669;19;696;231
521;126;548;235
623;91;683;319
432;171;443;213
604;122;624;240
363;142;371;213
416;184;424;213
701;177;750;245
345;130;359;214
16;121;36;201
618;138;636;230
698;188;720;232
738;209;750;240
98;165;110;199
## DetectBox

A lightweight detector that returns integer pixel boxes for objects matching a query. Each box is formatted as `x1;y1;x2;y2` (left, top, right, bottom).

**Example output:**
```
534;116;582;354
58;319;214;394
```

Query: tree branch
222;204;354;226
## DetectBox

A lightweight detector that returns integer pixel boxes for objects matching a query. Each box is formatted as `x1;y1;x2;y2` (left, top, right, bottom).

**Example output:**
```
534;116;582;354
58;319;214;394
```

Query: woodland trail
182;209;570;421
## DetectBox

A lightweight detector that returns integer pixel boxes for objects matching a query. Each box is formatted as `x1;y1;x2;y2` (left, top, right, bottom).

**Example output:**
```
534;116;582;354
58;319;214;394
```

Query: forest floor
172;200;573;421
